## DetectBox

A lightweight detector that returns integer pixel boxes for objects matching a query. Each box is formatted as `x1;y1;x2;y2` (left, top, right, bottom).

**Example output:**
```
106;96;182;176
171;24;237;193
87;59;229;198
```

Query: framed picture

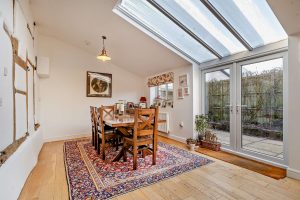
86;71;112;97
139;102;147;109
127;102;134;109
179;74;188;87
183;87;190;96
178;88;184;99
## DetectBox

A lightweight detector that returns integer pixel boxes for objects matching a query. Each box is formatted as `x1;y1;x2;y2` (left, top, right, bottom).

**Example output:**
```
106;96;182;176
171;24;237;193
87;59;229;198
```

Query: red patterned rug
64;139;213;199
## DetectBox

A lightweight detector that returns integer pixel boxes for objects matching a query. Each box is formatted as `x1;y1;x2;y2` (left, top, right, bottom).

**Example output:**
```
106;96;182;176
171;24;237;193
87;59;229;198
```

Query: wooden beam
15;55;27;71
27;58;35;69
12;38;18;142
15;89;27;96
0;135;28;166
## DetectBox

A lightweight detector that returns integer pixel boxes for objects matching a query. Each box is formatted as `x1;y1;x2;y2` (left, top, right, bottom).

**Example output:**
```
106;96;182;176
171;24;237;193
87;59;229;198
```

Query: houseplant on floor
186;138;197;151
195;114;209;146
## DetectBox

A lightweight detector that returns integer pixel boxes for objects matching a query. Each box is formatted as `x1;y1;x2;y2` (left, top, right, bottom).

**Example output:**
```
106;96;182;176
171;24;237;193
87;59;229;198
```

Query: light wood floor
19;136;300;200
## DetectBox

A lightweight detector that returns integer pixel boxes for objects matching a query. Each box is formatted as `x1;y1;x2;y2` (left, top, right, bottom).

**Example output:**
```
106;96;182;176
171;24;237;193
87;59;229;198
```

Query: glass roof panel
209;0;287;48
118;0;217;63
154;0;246;57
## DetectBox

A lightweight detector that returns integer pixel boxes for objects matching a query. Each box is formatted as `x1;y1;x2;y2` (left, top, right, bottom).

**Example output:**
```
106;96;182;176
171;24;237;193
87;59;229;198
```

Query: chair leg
92;131;94;146
101;138;105;160
153;141;157;165
123;145;127;162
142;149;146;158
133;145;138;170
95;132;98;150
116;137;119;151
97;135;101;155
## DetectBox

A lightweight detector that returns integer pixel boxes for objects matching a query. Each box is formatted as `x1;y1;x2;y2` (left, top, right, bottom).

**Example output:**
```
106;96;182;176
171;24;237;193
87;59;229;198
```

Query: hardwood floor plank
18;136;300;200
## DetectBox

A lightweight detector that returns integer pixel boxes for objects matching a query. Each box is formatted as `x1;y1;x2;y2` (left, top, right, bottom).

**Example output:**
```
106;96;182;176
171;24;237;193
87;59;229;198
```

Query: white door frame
236;52;288;165
201;51;288;167
201;65;235;150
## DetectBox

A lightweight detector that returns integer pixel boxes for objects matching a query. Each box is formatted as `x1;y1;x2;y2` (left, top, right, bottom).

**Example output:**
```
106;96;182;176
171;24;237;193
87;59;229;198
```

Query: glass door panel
240;58;284;159
204;68;231;146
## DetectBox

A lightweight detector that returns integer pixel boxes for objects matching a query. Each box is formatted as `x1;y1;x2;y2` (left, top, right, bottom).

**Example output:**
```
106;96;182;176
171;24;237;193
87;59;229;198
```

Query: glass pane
150;87;157;105
155;0;246;56
118;0;217;63
241;58;283;159
209;0;287;48
205;69;231;145
167;83;173;100
158;85;167;100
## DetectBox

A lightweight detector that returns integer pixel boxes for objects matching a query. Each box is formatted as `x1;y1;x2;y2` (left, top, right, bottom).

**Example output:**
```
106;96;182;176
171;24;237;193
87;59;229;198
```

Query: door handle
225;105;233;113
236;105;247;113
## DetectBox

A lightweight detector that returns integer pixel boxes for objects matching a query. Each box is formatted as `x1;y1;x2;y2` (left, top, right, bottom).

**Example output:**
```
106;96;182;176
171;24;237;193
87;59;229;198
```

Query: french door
202;52;287;165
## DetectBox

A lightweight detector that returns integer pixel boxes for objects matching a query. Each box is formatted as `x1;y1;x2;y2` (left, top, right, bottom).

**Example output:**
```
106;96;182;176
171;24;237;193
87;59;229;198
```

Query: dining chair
96;105;120;160
123;107;159;170
90;106;97;148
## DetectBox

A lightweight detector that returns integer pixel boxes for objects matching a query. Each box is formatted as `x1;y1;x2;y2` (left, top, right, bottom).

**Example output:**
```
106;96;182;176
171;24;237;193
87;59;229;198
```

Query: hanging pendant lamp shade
97;36;111;61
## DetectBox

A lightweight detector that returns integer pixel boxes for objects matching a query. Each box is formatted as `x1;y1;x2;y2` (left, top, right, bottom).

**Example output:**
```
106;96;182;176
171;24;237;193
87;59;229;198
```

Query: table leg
111;127;132;162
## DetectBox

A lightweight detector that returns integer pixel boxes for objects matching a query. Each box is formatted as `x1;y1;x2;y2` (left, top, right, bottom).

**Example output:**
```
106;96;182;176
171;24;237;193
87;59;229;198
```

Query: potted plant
195;115;209;145
186;138;197;151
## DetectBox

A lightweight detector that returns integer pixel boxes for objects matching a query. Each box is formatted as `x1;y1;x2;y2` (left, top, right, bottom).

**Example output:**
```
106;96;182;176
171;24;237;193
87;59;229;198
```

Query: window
150;83;173;107
114;0;287;63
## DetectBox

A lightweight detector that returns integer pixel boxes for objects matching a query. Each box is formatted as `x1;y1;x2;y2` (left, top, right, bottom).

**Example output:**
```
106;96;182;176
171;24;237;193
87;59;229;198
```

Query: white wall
0;130;43;200
0;0;43;199
287;33;300;180
0;13;14;151
38;35;145;141
192;64;201;138
147;65;196;142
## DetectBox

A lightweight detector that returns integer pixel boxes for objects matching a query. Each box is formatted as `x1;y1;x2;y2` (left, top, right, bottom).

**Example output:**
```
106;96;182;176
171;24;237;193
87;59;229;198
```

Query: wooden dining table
103;115;166;162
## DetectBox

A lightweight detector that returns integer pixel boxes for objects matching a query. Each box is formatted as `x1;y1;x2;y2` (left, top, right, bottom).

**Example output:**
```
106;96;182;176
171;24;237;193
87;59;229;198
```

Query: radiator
158;112;169;133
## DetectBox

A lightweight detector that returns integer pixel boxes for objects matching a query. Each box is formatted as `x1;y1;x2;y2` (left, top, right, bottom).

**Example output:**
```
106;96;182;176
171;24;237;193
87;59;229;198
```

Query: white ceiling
29;0;189;77
267;0;300;35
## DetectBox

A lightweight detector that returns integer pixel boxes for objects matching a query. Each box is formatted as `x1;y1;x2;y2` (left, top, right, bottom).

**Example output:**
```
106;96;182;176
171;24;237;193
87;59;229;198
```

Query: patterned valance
147;72;174;87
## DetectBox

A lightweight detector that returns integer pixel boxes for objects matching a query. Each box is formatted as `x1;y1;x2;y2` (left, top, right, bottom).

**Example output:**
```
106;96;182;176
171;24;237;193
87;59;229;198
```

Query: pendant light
97;36;111;61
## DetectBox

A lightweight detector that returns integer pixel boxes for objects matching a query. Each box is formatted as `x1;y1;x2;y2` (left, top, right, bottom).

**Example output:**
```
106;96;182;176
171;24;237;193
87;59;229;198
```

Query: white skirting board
158;132;186;143
287;168;300;180
0;129;43;200
43;133;90;143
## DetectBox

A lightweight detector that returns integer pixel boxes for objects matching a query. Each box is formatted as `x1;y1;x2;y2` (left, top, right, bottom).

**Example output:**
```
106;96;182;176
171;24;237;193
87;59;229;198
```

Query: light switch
0;97;3;107
179;121;184;128
4;67;8;76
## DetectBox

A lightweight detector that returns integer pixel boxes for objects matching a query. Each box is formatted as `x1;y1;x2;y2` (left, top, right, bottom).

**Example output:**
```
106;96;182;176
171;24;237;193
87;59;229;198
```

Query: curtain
147;72;174;87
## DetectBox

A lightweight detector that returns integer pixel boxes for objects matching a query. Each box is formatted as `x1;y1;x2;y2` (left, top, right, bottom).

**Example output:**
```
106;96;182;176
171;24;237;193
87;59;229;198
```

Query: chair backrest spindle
133;108;159;139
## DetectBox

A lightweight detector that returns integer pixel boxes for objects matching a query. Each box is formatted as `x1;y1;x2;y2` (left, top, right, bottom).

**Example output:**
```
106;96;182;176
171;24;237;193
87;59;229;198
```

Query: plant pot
196;141;202;146
188;143;196;151
201;140;221;151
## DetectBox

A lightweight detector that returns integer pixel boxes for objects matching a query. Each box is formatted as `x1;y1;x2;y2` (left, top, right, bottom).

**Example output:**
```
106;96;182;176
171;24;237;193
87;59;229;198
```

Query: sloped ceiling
29;0;189;77
267;0;300;35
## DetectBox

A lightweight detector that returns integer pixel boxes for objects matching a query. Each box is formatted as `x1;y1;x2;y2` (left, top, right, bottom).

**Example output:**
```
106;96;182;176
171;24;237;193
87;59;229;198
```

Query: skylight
116;0;217;63
209;0;287;48
154;0;246;57
114;0;287;64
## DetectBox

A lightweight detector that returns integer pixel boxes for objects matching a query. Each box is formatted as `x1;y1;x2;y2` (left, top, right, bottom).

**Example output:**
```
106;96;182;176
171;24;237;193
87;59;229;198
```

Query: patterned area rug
64;139;213;200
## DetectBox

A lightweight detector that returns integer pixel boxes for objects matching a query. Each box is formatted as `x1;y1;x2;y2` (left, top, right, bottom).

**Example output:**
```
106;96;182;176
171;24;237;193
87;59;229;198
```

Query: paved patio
213;129;283;159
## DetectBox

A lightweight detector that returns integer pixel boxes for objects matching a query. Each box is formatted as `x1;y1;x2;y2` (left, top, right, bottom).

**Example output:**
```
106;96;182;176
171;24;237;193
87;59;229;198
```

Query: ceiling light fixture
97;36;111;61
